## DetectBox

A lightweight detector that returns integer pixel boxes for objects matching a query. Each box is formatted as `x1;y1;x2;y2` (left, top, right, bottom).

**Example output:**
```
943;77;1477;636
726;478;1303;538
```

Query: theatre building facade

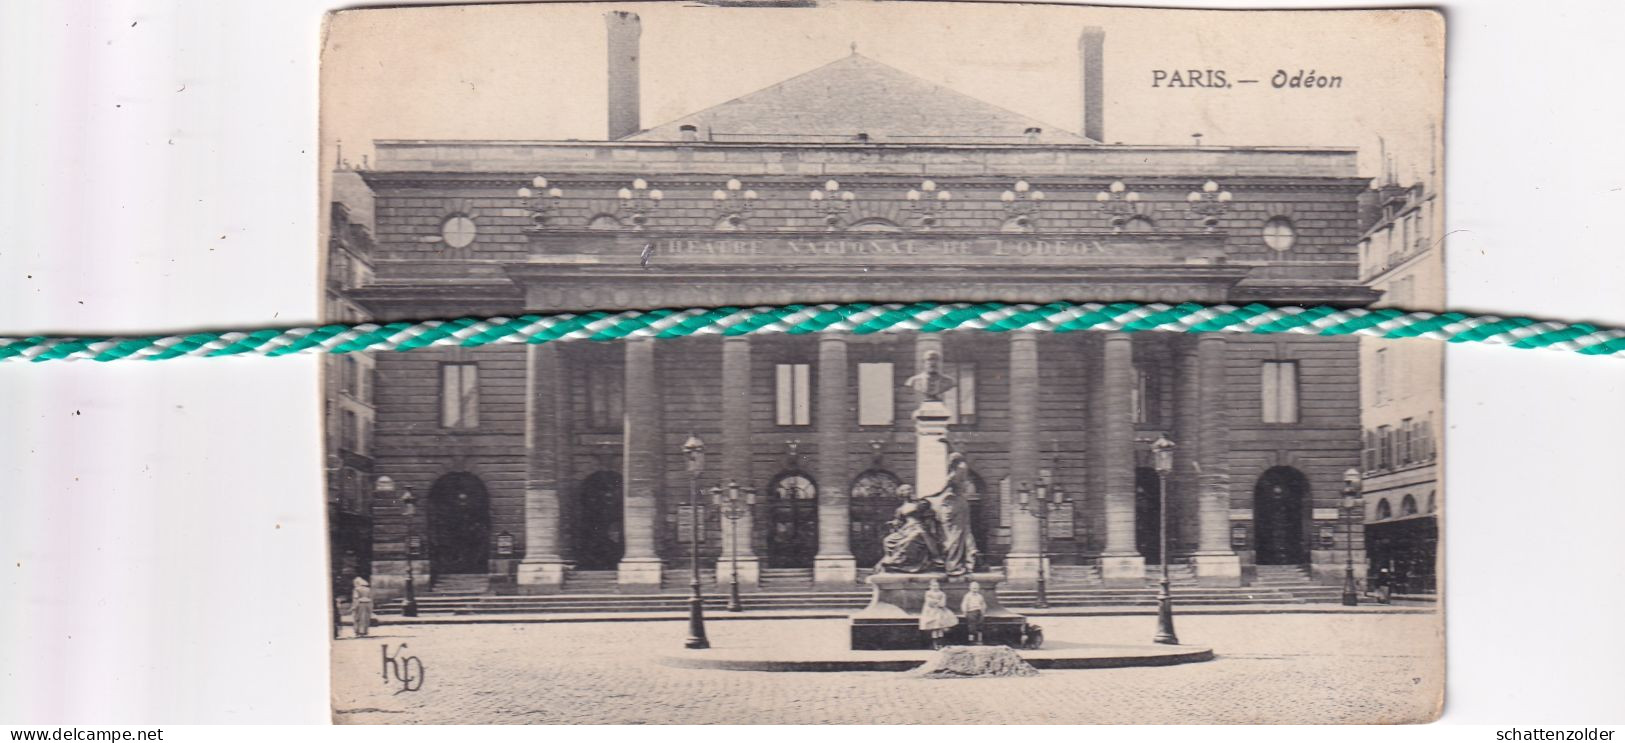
335;15;1381;596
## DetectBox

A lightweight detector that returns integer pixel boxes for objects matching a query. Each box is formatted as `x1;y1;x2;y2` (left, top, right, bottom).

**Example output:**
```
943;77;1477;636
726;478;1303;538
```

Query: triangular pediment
627;53;1092;145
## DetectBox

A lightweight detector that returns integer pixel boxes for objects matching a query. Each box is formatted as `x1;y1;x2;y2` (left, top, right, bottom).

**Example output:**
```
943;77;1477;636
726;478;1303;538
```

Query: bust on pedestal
849;359;1031;649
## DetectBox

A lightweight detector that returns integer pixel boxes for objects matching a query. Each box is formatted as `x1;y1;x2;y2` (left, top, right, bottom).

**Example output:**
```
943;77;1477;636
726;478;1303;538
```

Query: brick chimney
1078;27;1105;142
606;11;642;140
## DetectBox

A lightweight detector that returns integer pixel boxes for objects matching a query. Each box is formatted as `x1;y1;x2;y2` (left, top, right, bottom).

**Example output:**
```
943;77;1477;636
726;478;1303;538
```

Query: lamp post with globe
1150;434;1178;645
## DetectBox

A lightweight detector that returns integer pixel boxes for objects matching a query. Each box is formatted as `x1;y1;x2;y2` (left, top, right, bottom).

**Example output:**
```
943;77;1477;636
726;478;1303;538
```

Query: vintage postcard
320;2;1444;724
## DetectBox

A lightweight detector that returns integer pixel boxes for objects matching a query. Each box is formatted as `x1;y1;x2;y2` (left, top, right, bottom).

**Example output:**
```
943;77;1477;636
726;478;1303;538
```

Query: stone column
912;334;951;495
1004;331;1044;585
1191;335;1242;585
1173;340;1202;559
518;343;569;593
618;337;664;590
718;336;760;590
1099;332;1146;585
813;335;856;586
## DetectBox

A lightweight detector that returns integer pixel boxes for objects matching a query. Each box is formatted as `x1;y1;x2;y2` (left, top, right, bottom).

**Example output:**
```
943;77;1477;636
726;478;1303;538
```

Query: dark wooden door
1134;468;1163;564
766;473;818;568
574;471;624;570
428;472;491;575
849;470;902;568
1254;467;1309;565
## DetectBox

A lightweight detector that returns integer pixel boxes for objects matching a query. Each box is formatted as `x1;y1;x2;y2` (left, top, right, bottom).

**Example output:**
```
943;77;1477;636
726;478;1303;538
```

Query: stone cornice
359;170;1370;193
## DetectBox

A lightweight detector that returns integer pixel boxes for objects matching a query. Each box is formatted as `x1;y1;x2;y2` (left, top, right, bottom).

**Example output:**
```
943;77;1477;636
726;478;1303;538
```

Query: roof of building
626;52;1094;145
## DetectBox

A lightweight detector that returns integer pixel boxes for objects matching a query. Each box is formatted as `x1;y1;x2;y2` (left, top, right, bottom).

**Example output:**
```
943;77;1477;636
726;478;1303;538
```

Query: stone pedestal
515;559;568;593
712;556;761;591
1003;553;1044;587
815;555;857;587
617;557;664;592
1191;553;1243;586
1100;554;1148;585
850;572;1029;650
914;400;952;495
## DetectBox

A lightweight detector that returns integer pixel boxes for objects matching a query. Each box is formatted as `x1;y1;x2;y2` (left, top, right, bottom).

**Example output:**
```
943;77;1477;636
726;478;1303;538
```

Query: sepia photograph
319;2;1445;724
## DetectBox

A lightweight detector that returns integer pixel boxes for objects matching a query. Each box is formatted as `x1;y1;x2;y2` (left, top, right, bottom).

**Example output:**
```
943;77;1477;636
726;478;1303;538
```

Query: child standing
918;579;959;649
960;581;987;645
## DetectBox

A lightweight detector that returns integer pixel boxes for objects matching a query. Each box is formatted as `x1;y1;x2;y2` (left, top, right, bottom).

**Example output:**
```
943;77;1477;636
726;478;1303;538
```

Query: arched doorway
850;469;902;568
765;471;818;568
427;472;491;575
573;471;623;570
1134;467;1163;564
1253;467;1310;565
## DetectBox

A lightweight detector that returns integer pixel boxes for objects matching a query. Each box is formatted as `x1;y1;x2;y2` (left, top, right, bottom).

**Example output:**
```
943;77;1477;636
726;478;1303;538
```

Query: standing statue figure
921;451;980;576
903;349;956;403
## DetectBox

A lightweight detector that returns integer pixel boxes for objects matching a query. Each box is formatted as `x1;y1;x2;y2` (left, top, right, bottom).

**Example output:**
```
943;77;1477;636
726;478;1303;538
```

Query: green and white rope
2;302;1622;363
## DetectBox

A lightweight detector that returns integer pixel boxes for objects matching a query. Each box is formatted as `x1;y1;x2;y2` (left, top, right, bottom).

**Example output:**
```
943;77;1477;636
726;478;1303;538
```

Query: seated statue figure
876;500;944;574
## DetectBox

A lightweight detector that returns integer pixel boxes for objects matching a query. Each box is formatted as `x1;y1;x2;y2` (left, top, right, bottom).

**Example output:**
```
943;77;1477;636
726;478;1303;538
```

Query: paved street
332;613;1443;724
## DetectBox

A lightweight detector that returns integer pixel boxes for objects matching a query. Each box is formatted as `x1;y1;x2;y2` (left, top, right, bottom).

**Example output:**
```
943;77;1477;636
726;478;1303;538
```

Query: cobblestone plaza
333;613;1442;724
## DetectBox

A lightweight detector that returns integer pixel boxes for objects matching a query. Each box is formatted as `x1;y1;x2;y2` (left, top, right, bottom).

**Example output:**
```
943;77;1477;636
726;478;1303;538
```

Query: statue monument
849;349;1031;650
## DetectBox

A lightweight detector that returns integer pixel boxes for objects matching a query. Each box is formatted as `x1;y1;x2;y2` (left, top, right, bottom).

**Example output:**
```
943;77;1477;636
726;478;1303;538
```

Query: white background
1;0;1622;730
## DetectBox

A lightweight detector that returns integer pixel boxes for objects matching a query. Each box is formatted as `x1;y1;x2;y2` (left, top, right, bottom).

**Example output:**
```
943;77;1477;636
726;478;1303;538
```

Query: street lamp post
712;480;757;613
1341;467;1364;607
682;435;711;649
1150;434;1178;645
1017;469;1067;609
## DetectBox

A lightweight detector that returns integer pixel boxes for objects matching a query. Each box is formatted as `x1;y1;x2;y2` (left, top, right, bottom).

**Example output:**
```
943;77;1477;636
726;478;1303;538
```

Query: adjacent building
1357;175;1443;595
331;14;1385;597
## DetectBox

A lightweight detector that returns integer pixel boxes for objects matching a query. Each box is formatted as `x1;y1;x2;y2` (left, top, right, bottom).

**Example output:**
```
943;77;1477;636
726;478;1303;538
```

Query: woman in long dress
351;577;374;638
918;579;959;649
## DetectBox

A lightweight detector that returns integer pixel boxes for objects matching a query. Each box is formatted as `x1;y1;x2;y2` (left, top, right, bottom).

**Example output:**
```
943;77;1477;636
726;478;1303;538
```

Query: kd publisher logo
381;643;425;694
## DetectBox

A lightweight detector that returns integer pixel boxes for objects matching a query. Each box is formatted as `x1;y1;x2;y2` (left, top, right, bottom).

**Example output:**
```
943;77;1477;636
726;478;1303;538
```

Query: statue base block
849;572;1030;651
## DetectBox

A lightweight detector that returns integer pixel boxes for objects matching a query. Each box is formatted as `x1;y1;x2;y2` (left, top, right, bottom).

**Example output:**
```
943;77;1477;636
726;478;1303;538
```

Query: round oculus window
1263;217;1296;251
441;215;477;248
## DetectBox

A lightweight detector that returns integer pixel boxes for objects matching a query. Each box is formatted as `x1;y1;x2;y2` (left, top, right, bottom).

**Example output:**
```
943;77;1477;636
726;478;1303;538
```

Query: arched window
850;469;903;567
765;471;818;568
850;469;902;500
849;218;902;232
1426;491;1437;513
587;214;623;230
1122;215;1155;233
1375;498;1393;520
1001;215;1034;233
1401;494;1419;516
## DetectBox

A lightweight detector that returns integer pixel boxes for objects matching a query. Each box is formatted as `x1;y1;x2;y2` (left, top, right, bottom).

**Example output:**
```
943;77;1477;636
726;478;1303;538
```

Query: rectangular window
1362;430;1377;473
1373;348;1390;405
341;409;358;451
440;362;480;429
775;363;811;427
857;362;895;426
1260;361;1299;424
1377;425;1394;470
1399;417;1415;464
356;358;371;406
1130;364;1161;425
587;371;625;430
942;362;977;424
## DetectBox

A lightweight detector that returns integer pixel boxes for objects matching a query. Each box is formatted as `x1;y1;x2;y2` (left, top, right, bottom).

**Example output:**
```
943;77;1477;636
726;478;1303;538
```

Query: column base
814;555;857;588
617;557;664;593
1100;554;1147;586
713;556;761;591
1191;553;1243;587
516;559;568;594
1003;553;1043;588
367;559;429;602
